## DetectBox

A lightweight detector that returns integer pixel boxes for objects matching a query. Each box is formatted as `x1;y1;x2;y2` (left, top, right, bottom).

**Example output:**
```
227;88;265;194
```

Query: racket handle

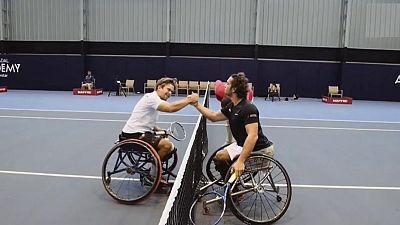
154;130;167;135
228;173;237;183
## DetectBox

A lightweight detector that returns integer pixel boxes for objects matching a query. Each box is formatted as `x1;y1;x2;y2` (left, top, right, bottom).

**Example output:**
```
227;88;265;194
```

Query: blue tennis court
0;90;399;225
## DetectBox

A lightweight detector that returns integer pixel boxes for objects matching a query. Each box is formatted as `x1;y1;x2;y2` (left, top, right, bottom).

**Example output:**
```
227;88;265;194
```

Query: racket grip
228;173;237;183
154;130;167;135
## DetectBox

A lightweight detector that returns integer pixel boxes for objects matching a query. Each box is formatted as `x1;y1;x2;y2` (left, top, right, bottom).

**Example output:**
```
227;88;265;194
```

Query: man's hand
187;93;199;105
231;161;245;178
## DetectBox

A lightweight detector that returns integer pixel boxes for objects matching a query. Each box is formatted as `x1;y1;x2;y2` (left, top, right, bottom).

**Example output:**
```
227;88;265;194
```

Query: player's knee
214;151;231;169
158;139;172;153
215;150;230;162
168;142;176;154
213;155;231;178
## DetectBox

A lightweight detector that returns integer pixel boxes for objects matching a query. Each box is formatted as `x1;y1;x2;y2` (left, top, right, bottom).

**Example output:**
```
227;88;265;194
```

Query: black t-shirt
84;75;94;83
221;99;272;151
220;97;231;108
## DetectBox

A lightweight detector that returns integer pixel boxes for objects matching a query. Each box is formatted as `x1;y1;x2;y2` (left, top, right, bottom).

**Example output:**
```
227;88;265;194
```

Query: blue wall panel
86;56;166;92
165;58;257;84
342;64;400;101
2;55;399;101
1;55;83;90
258;61;340;98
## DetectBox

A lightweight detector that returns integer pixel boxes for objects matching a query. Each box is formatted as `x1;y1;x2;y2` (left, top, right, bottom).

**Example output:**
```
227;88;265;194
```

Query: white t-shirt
122;91;164;133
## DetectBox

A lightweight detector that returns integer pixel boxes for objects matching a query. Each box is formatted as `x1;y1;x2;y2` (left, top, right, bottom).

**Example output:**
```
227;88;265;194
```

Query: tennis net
158;84;210;225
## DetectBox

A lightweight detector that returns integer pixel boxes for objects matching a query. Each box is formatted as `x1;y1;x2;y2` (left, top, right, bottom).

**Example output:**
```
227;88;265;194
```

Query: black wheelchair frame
101;140;292;224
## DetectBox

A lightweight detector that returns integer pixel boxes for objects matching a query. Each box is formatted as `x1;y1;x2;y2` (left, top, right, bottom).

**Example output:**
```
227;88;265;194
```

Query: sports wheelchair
190;144;292;225
101;122;184;204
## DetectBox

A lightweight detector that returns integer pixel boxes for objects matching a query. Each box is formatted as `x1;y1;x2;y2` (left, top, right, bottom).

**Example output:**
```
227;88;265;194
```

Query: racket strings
170;122;186;140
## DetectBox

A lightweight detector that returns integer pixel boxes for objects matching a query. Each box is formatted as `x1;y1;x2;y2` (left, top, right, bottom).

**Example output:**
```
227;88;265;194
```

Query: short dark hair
230;72;249;99
156;77;177;90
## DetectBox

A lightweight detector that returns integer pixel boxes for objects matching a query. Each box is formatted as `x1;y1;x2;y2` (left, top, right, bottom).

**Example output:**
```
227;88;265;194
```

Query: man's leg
158;138;173;161
216;144;244;202
214;149;232;180
156;138;175;186
258;145;275;158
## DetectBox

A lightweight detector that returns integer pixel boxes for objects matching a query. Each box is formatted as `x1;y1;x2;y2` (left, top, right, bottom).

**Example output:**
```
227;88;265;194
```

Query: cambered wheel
101;139;162;204
205;144;230;186
227;154;292;224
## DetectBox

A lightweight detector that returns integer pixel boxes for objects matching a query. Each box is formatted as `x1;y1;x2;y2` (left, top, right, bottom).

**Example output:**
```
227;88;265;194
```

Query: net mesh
158;84;210;225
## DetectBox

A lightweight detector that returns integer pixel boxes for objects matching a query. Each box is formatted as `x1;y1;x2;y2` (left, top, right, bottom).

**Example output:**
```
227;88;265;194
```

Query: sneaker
160;178;169;185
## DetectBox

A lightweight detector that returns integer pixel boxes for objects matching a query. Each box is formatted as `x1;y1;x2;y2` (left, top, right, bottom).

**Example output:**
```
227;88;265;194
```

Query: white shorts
225;142;243;160
225;142;275;160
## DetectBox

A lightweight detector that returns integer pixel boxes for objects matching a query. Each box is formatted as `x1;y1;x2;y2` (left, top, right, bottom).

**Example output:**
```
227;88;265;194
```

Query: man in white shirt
121;77;198;161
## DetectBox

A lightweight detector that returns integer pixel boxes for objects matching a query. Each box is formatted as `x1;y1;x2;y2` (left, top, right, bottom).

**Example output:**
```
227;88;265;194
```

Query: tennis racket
189;173;237;225
155;121;186;141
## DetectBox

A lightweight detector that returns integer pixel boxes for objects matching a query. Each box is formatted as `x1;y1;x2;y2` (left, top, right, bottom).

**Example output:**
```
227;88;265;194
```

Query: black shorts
120;132;162;151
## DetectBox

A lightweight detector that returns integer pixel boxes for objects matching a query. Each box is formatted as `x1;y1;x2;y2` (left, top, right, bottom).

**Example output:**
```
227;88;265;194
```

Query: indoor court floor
0;90;399;225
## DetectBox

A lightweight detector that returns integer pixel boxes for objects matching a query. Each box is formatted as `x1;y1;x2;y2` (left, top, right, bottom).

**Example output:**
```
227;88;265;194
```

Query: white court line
264;125;400;132
0;107;132;114
1;115;399;132
1;170;399;191
0;115;196;125
0;107;197;117
261;117;400;124
0;170;99;180
292;184;400;190
1;107;399;124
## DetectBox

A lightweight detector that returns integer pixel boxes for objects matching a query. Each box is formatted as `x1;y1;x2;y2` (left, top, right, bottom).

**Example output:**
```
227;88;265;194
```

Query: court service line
0;107;198;117
1;115;399;132
261;117;400;124
264;125;400;132
0;170;99;180
0;115;195;125
0;108;400;124
292;184;400;190
2;108;399;124
1;170;399;191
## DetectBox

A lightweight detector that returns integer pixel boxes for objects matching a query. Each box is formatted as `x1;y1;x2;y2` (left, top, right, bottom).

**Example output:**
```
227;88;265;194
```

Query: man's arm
232;122;258;177
193;103;227;122
157;94;197;113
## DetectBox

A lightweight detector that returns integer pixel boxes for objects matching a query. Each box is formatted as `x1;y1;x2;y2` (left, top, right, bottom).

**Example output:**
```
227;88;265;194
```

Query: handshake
187;93;200;107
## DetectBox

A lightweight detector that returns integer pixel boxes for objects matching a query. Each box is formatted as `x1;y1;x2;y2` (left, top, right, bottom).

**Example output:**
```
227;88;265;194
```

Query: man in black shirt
82;71;95;90
191;72;274;178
